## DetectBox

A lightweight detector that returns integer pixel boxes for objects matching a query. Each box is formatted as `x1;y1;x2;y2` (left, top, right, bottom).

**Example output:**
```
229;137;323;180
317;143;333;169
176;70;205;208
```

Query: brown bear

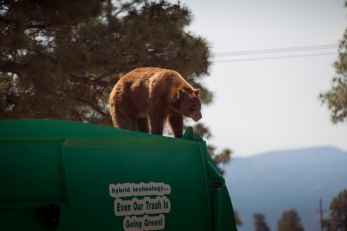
109;67;202;138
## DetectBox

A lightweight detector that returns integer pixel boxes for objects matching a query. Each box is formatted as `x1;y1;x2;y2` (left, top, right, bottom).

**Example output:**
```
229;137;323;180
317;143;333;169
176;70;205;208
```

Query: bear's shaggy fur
109;67;202;138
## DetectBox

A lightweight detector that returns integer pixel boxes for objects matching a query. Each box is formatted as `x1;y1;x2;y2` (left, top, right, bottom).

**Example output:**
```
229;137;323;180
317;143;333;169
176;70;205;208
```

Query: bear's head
176;88;202;122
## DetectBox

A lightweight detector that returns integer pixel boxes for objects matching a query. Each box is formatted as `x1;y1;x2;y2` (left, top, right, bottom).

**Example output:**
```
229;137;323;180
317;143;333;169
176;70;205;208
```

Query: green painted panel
0;140;67;206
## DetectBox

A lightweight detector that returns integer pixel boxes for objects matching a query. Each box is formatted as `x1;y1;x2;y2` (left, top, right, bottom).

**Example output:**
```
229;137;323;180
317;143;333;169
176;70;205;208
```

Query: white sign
109;182;172;231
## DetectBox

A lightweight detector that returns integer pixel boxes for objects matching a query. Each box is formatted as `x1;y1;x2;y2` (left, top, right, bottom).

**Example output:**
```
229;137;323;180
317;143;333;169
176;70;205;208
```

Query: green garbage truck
0;120;238;231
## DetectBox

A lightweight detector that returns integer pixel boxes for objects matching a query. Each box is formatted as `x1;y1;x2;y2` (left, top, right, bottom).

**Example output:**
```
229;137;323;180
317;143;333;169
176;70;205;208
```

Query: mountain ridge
223;146;347;231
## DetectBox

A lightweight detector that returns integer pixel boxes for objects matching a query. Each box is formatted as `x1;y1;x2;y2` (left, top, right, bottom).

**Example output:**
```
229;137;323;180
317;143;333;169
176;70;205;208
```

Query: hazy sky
172;0;347;157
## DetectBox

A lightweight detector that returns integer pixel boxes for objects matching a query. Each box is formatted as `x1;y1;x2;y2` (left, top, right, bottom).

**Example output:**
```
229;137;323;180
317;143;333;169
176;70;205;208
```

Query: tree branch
73;96;109;118
0;61;30;74
68;73;108;87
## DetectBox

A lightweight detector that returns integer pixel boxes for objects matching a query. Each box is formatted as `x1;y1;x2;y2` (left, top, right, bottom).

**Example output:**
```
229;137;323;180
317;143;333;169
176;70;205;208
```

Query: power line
214;44;338;57
215;52;336;63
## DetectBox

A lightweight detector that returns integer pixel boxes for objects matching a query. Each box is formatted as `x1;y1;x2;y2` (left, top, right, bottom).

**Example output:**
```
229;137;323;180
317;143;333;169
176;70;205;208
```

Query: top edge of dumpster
0;119;203;142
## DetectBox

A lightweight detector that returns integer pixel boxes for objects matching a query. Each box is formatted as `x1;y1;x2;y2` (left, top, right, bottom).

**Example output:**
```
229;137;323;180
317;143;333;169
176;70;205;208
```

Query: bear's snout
191;112;202;122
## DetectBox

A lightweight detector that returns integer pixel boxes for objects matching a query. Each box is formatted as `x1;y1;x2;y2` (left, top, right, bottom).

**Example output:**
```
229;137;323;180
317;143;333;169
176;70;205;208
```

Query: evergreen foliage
319;1;347;124
235;210;243;227
253;213;271;231
0;0;212;124
321;189;347;231
277;209;304;231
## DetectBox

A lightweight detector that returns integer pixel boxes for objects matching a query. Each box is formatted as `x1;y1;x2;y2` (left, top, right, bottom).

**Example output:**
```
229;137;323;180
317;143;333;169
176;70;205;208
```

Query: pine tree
0;0;212;124
235;210;243;227
254;213;271;231
319;1;347;124
277;209;304;231
321;189;347;231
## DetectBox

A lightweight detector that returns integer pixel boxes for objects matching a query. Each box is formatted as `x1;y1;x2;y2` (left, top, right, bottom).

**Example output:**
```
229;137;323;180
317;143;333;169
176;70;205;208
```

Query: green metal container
0;120;237;231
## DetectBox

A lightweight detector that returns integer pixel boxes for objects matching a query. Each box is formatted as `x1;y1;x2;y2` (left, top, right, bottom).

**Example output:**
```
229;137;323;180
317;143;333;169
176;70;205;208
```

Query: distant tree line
248;189;347;231
252;210;303;231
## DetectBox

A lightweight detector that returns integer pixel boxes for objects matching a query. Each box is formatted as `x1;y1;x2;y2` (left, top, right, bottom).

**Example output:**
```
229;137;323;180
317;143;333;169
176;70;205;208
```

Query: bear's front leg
149;112;166;136
168;110;184;138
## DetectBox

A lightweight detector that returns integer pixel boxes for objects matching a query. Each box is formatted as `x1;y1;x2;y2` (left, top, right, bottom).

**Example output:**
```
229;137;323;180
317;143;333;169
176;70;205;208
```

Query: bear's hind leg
137;117;150;133
168;110;184;138
112;105;137;131
116;116;137;131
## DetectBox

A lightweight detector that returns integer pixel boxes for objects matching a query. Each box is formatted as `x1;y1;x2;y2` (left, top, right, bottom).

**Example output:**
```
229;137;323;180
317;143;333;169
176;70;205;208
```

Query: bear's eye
190;105;196;110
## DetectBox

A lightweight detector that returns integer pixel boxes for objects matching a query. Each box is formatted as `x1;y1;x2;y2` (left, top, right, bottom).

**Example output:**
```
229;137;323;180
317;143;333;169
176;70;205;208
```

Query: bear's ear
177;88;188;99
194;88;200;96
